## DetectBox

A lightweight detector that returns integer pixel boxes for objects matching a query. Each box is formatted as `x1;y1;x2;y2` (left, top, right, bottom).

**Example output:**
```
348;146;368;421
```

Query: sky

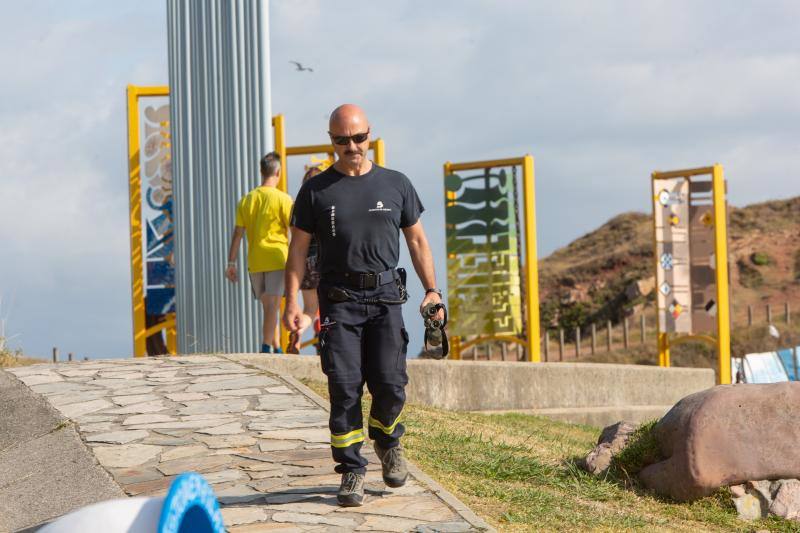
1;1;799;360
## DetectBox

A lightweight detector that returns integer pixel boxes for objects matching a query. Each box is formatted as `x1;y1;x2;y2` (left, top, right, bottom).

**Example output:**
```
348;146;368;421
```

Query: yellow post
443;161;457;359
712;164;731;384
127;86;147;357
127;85;169;356
522;155;541;362
272;114;287;193
657;333;671;367
651;172;669;367
373;138;386;166
450;335;462;360
271;114;289;350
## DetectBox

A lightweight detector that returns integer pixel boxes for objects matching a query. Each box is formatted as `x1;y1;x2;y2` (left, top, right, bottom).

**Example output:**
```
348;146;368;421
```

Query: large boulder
640;383;800;501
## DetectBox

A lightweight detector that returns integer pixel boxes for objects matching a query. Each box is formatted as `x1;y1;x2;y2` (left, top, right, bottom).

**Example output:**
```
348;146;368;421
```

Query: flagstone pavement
7;355;492;532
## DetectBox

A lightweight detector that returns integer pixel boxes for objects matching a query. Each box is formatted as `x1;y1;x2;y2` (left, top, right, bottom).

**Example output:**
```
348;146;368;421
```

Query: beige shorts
249;270;285;298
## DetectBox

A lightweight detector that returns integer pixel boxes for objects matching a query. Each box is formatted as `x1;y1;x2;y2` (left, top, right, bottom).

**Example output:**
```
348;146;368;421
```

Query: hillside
538;196;800;330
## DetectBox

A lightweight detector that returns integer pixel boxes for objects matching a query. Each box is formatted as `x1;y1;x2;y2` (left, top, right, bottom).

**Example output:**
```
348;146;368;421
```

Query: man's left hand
420;292;445;321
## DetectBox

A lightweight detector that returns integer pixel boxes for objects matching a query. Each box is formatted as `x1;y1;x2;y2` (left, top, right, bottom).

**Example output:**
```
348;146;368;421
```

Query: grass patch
300;378;800;532
750;252;770;266
612;420;661;482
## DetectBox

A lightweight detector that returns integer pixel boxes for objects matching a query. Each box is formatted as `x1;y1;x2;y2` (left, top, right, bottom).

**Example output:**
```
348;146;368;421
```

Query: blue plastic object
158;472;225;533
778;347;800;381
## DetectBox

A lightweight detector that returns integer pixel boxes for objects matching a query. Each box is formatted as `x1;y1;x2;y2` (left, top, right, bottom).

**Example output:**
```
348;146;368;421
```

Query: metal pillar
167;0;273;354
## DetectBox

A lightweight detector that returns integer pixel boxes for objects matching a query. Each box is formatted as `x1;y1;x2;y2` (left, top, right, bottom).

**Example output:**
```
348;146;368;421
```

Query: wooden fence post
543;331;550;362
606;321;612;352
52;347;58;363
623;318;629;349
501;343;507;361
767;304;772;324
786;302;791;324
575;327;581;359
591;323;597;355
559;329;564;362
640;315;646;345
748;305;753;326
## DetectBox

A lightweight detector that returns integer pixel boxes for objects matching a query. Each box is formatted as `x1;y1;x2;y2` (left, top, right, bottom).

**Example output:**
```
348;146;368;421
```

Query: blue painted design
151;212;172;236
147;260;175;286
158;472;225;533
146;288;176;315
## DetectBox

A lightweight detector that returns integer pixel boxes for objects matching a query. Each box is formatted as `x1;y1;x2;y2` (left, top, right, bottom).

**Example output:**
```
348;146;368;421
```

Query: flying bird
289;61;313;72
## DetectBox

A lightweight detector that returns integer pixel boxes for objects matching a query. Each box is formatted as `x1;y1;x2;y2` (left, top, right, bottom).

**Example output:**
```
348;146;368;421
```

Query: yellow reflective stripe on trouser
331;428;365;448
367;411;402;435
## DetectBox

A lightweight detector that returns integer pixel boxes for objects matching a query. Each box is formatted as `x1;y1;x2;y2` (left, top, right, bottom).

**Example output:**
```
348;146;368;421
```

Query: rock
640;383;800;501
731;483;769;520
625;276;655;300
122;414;176;426
86;430;149;444
196;422;245;435
581;421;635;475
55;398;114;418
94;444;162;468
769;479;800;520
270;511;356;528
195;434;256;449
178;398;249;415
220;507;269;527
729;483;746;498
111;394;160;406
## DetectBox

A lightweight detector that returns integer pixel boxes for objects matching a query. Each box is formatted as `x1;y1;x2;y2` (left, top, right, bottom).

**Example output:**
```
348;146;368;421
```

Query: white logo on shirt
329;205;336;237
369;200;392;213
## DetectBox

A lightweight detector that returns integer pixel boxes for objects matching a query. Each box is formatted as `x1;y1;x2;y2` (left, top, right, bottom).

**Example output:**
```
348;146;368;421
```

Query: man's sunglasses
329;129;370;146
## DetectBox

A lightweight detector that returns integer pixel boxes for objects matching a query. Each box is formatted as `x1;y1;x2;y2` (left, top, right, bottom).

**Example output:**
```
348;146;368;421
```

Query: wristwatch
425;288;443;297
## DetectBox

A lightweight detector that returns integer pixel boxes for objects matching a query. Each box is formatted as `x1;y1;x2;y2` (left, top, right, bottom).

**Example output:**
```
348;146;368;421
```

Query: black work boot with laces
374;443;409;488
337;471;365;507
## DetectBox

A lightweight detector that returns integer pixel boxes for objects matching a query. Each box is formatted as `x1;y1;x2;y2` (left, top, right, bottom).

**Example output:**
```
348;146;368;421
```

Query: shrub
751;252;770;266
738;258;764;288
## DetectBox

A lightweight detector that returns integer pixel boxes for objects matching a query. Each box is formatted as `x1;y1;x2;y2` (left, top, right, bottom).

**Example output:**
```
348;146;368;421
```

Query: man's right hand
225;265;237;283
283;300;303;332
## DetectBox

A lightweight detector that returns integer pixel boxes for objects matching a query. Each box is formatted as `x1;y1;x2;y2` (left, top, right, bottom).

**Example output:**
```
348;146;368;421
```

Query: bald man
283;105;444;506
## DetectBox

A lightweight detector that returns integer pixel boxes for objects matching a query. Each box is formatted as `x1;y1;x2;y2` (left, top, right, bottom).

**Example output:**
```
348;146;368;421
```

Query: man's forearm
408;240;437;290
285;253;305;304
227;228;244;263
284;231;311;304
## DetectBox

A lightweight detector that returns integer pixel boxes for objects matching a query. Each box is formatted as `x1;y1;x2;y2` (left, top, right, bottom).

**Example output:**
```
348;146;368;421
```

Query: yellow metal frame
127;85;176;357
443;155;540;362
128;99;291;357
651;164;731;384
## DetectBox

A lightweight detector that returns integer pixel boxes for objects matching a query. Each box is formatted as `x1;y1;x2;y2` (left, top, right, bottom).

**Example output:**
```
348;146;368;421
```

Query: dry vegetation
538;196;800;336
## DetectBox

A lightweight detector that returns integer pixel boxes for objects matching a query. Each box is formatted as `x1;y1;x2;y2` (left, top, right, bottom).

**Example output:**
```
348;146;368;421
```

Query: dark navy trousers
317;280;409;474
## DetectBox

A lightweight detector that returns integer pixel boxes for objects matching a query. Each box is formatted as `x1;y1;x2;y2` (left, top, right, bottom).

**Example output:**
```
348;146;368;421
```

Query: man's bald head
328;104;372;173
329;104;369;132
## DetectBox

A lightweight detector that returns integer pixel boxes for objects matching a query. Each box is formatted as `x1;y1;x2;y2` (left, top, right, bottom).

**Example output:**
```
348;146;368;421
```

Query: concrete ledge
226;354;714;425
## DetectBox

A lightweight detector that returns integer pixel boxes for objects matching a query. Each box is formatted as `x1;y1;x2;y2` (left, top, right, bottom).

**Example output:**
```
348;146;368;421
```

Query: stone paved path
7;355;491;532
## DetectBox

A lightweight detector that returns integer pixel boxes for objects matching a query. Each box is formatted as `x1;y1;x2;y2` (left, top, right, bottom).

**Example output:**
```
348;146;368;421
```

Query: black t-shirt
291;163;424;274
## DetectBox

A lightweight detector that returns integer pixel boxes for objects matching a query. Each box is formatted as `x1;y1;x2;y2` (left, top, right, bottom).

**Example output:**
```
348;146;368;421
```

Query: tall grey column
167;0;272;353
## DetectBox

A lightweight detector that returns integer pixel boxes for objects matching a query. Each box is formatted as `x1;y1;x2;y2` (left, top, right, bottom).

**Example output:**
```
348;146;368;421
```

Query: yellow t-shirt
235;186;294;272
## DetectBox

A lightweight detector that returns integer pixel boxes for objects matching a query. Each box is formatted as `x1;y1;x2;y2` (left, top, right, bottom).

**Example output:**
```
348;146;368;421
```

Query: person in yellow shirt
225;152;293;353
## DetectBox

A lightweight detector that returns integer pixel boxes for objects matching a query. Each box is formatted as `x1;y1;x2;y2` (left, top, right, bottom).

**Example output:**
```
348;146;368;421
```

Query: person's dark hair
260;152;281;178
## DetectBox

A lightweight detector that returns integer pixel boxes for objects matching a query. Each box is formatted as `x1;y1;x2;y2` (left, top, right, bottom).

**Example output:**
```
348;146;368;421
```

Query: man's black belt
321;269;400;290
